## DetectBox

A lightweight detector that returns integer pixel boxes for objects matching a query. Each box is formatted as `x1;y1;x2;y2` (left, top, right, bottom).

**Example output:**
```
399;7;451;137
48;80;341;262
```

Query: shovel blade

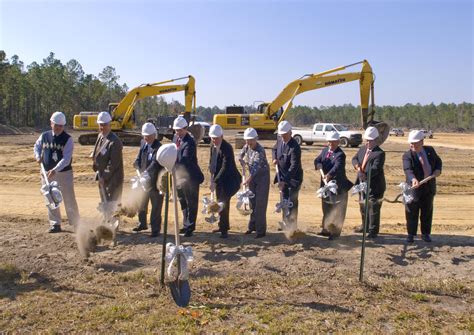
168;279;191;307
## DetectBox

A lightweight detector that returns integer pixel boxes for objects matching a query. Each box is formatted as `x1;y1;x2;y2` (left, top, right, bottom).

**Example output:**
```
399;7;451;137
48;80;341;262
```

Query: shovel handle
319;169;328;185
171;169;181;246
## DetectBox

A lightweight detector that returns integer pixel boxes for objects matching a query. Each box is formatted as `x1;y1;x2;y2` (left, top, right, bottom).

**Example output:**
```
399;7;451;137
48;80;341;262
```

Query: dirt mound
0;124;36;135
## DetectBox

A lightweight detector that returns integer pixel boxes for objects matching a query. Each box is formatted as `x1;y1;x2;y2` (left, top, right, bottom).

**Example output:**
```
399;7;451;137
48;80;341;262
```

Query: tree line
1;51;472;131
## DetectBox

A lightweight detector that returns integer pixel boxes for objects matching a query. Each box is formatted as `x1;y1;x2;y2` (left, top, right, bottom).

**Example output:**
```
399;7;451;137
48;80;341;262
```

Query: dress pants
46;169;80;227
322;192;348;236
216;186;231;233
405;193;434;235
281;185;300;229
248;171;270;235
358;196;383;234
138;188;164;234
177;182;199;231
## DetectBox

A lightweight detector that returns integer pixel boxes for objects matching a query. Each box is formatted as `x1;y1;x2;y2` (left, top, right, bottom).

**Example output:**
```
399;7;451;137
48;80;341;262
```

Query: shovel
236;161;254;216
317;169;339;205
156;144;191;307
274;165;293;230
39;162;63;210
385;175;436;204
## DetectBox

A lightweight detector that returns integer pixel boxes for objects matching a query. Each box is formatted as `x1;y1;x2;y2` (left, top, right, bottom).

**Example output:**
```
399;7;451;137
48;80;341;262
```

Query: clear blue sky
1;0;472;108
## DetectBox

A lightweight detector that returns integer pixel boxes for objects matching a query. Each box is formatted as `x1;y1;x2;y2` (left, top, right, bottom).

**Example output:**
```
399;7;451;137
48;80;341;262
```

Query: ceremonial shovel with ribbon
156;143;193;307
316;169;339;205
274;165;293;230
201;178;224;224
39;162;63;210
236;159;254;216
385;175;436;204
130;169;151;193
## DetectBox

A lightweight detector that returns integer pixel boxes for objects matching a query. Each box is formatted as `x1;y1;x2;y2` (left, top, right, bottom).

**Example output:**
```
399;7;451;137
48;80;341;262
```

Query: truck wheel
293;135;303;146
305;142;313;146
340;137;349;147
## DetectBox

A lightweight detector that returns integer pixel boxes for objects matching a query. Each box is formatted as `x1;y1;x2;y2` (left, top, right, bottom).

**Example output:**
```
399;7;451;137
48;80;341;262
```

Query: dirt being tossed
76;220;117;259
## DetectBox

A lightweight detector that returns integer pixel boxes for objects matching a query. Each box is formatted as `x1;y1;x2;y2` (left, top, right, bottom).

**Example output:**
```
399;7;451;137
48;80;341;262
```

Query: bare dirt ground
0;130;473;333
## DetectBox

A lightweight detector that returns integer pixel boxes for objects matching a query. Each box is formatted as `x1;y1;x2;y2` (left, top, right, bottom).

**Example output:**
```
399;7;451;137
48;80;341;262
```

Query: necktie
361;148;371;172
418;152;431;178
325;150;333;159
176;137;181;148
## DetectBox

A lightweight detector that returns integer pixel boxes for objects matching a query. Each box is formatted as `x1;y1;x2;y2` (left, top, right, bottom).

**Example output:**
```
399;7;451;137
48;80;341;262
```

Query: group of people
34;111;442;243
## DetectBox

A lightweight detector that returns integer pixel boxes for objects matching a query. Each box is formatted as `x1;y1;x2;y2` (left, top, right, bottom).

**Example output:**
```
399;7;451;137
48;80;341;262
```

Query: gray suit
92;131;124;202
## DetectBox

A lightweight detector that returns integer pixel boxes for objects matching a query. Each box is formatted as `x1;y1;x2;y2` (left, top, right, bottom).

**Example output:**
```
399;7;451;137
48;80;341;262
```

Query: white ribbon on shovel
165;242;194;281
317;179;338;199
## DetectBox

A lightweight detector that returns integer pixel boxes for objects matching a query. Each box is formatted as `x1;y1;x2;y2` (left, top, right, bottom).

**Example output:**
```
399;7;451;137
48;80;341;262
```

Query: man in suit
403;130;442;243
132;122;164;237
92;111;124;204
209;125;242;238
352;126;385;239
173;116;204;237
34;111;80;233
272;121;303;230
314;132;353;240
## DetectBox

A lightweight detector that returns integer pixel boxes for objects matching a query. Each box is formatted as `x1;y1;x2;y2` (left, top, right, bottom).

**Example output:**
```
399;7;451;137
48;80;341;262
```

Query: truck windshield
334;124;348;131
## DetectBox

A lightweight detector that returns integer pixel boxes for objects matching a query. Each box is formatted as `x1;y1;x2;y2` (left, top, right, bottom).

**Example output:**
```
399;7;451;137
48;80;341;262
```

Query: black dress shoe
48;225;61;233
179;228;187;234
150;232;160;238
255;233;266;239
367;232;378;239
132;223;148;232
317;229;331;237
244;230;254;235
406;234;415;243
220;231;228;239
328;234;339;241
184;230;193;237
421;234;432;242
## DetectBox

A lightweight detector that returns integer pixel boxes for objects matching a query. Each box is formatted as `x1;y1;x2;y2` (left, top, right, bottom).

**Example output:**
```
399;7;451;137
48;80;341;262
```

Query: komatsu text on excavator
213;60;388;147
73;75;200;146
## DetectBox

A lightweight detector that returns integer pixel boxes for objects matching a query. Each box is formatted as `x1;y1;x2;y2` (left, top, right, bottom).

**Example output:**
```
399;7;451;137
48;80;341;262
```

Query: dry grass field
0;130;473;333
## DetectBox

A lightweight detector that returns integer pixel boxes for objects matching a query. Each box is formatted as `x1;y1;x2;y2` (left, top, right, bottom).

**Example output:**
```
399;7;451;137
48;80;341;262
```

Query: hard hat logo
209;124;223;138
50;112;66;126
173;116;188;130
364;126;379;140
97;111;112;124
141;122;157;136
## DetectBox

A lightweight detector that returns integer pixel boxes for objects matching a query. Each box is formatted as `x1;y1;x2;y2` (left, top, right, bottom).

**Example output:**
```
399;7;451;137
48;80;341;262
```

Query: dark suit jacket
174;133;204;185
402;146;442;197
314;146;353;193
272;137;303;188
209;139;241;198
133;139;163;191
92;131;124;190
352;144;386;198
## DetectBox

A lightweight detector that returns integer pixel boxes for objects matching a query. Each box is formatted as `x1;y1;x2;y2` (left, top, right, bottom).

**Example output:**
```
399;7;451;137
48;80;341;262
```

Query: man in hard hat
173;116;204;237
34;111;80;233
272;121;303;230
209;124;241;238
239;128;270;238
132;122;164;237
352;126;386;239
314;132;353;240
403;130;442;243
92;111;124;204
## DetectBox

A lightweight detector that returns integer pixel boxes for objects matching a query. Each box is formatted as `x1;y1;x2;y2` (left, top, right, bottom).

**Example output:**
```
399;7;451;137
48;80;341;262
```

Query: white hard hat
209;124;223;138
173;116;188;129
277;121;292;134
326;131;340;141
97;111;112;124
408;130;425;143
141;122;156;136
156;143;177;171
243;128;258;140
363;126;379;140
50;112;66;126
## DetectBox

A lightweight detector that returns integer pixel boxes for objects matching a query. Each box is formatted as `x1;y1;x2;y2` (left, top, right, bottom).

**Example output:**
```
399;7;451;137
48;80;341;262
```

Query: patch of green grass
410;292;429;302
396;311;418;321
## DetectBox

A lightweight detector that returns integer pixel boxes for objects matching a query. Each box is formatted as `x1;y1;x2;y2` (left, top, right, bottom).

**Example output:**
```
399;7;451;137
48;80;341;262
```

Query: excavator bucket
370;121;390;146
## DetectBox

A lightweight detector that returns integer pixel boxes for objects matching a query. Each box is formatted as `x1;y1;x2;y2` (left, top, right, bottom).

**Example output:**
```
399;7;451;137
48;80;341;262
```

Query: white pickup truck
291;123;363;147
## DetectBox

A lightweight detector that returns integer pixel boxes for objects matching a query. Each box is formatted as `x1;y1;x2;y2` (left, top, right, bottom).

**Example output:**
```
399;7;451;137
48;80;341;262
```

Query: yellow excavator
214;60;389;147
73;75;199;146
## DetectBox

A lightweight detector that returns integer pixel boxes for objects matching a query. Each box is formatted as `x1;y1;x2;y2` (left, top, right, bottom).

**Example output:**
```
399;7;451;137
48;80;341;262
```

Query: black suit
352;144;386;234
272;137;303;226
134;139;164;234
209;139;241;233
174;133;204;232
402;146;442;236
315;146;353;235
